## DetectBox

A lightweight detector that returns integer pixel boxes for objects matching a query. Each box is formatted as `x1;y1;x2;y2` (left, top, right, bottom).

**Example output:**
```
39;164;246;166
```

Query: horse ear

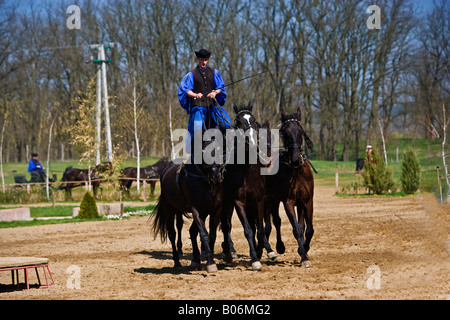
296;107;302;121
233;105;239;114
247;102;253;111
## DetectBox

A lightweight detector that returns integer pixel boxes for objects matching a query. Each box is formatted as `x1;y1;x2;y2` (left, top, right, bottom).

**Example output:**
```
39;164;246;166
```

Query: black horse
220;103;276;271
58;162;112;198
264;107;315;267
151;135;226;273
119;157;169;194
58;167;101;198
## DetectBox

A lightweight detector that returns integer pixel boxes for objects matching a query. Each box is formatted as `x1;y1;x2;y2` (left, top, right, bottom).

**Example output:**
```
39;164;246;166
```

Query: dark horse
151;134;226;273
220;103;276;271
58;167;101;198
119;157;169;194
58;162;112;198
264;107;315;267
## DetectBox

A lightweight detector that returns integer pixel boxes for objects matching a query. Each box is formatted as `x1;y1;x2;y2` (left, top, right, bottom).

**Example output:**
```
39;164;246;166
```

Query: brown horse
58;162;112;198
220;103;276;271
264;107;315;267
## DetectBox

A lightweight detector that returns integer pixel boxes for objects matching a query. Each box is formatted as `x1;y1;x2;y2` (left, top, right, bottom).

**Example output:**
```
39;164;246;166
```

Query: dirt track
0;186;448;300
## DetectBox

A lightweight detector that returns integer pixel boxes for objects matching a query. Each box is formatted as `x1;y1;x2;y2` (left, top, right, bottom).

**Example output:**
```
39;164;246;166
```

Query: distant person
27;153;48;182
365;145;375;164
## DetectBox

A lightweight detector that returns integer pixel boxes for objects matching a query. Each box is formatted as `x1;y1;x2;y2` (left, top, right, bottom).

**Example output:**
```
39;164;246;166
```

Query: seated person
27;153;50;182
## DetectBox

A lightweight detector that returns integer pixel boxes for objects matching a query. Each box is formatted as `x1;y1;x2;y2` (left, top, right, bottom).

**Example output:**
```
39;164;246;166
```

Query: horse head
280;107;313;168
233;103;258;149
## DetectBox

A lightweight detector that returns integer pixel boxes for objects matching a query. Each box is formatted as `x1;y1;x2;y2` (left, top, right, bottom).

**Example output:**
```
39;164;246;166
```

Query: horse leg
235;202;262;271
189;221;201;269
256;200;276;260
303;199;314;256
221;197;236;262
150;181;156;195
93;183;98;198
176;212;184;256
208;210;222;256
191;207;217;273
168;212;182;268
155;200;181;268
272;204;285;254
265;199;285;254
283;201;309;267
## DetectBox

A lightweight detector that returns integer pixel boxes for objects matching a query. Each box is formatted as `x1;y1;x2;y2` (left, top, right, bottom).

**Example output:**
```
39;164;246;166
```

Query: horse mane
233;102;253;114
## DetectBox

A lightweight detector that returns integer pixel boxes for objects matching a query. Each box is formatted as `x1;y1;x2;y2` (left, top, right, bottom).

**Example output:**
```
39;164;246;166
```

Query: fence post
437;166;443;203
27;184;31;199
143;180;147;202
335;172;339;190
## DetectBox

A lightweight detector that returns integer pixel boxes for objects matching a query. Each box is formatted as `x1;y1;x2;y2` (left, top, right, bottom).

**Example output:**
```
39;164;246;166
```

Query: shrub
78;191;99;219
401;148;421;194
363;148;394;194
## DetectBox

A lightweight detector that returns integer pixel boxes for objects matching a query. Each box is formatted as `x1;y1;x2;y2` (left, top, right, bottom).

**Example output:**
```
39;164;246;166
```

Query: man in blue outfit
27;153;47;182
178;49;231;153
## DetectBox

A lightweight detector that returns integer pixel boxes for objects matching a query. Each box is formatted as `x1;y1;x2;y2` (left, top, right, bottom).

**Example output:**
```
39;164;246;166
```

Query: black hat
31;153;38;157
195;49;211;59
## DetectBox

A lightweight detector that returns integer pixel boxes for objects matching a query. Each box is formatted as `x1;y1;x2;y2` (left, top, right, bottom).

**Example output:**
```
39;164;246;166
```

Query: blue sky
5;0;442;15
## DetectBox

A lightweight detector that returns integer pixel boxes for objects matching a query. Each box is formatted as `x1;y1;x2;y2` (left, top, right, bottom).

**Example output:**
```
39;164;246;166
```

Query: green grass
29;205;76;217
0;217;107;228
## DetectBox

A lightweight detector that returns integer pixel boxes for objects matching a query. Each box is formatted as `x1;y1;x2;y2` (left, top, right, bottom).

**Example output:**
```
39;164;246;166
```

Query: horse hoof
190;261;201;270
206;264;218;273
301;260;311;268
231;251;238;259
251;261;262;271
276;243;286;254
222;252;233;263
267;251;277;260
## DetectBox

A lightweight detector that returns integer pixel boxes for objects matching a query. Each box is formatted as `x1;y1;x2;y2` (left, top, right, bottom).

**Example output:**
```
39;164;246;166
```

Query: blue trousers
186;105;232;153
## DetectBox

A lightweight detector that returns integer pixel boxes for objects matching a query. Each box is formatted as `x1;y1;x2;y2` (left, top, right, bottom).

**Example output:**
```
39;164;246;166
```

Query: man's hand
207;90;220;99
187;91;203;99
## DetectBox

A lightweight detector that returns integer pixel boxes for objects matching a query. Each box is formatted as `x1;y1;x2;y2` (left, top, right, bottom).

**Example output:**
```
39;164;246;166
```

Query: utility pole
95;48;102;165
90;42;114;163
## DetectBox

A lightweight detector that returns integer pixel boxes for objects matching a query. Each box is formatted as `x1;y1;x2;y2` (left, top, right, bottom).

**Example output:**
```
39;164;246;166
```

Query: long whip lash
217;60;304;90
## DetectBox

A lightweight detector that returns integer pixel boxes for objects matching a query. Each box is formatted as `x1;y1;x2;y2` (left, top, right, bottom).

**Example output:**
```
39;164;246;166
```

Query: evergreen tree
78;191;99;219
401;148;421;194
363;148;394;194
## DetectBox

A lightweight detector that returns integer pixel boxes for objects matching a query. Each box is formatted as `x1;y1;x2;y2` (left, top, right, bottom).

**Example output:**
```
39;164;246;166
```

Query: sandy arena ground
0;186;448;300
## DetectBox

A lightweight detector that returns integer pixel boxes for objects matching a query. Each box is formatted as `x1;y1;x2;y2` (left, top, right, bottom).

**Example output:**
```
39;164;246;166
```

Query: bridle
281;118;305;168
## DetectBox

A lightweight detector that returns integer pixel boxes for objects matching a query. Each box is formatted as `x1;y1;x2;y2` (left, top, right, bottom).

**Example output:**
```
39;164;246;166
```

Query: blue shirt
28;159;43;172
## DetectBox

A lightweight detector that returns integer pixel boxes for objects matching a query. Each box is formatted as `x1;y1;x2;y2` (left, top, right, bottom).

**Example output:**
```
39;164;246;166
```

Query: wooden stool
0;257;55;291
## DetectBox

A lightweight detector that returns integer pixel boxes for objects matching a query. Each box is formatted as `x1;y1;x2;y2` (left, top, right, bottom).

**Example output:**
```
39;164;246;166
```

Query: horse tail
151;197;169;243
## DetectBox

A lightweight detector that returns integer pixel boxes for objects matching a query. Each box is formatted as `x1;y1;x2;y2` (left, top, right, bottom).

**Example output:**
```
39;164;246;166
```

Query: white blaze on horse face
243;114;256;146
